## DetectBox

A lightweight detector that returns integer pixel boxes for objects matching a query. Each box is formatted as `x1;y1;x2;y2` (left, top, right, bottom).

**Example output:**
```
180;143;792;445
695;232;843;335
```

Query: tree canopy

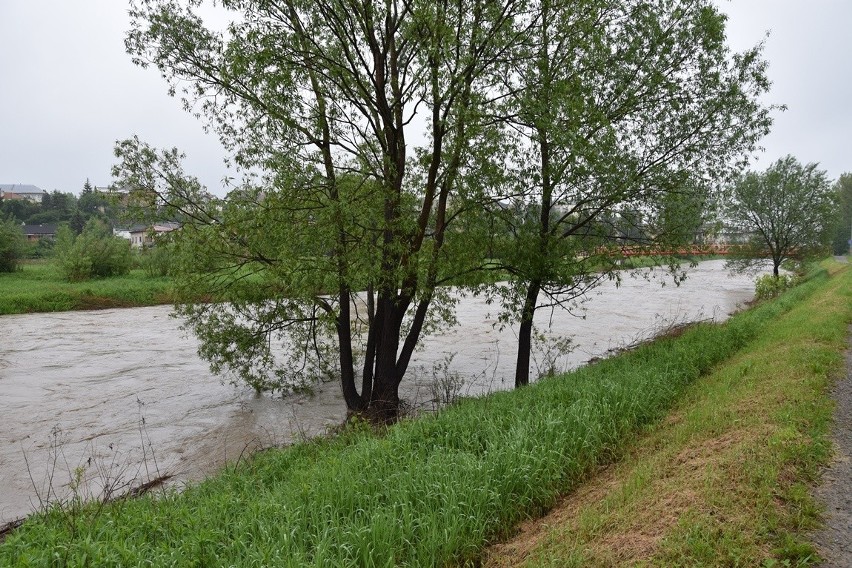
55;218;133;281
726;156;837;276
484;0;773;386
119;0;774;417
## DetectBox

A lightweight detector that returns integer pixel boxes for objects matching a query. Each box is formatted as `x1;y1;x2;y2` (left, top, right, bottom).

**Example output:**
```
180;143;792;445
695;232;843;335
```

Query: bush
0;215;26;272
55;220;132;281
24;236;56;259
137;242;173;277
754;274;796;301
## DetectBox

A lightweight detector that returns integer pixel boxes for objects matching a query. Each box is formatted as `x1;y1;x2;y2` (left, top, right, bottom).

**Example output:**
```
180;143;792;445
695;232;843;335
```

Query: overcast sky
1;1;850;197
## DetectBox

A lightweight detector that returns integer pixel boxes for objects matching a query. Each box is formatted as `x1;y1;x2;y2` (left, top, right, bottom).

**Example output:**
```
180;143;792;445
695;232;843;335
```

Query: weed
429;353;467;410
17;400;169;545
531;328;574;379
755;273;799;300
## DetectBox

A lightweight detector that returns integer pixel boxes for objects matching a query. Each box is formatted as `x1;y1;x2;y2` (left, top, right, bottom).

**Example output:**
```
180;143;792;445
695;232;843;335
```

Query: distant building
94;185;130;197
20;224;58;241
123;222;181;248
113;228;132;241
0;184;47;204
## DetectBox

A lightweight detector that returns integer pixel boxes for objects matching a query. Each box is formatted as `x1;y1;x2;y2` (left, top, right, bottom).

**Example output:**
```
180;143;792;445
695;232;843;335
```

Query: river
0;260;761;524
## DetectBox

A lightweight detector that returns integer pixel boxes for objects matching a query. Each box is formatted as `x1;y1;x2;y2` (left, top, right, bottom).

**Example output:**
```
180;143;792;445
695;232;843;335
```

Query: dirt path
811;324;852;566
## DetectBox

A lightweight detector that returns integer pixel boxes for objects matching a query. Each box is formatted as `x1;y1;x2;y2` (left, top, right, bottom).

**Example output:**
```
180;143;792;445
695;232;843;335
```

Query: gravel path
811;323;852;567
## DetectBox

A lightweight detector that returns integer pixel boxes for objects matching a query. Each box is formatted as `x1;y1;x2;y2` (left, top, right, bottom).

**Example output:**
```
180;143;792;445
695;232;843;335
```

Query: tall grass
0;268;835;566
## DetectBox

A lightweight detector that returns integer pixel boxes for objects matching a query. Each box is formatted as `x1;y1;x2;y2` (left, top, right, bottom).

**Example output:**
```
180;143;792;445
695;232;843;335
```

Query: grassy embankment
485;260;852;566
0;261;174;315
1;262;848;566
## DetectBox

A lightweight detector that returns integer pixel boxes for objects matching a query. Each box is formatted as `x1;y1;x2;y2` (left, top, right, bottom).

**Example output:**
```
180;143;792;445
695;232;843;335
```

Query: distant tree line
0;179;124;233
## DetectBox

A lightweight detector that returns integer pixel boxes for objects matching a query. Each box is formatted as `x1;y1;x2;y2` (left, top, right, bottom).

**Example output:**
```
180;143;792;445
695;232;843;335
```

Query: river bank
0;260;758;526
1;261;846;565
0;261;174;315
0;255;726;316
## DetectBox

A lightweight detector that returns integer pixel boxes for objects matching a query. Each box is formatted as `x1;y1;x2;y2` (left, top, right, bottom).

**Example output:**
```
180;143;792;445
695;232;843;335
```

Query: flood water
0;260;761;524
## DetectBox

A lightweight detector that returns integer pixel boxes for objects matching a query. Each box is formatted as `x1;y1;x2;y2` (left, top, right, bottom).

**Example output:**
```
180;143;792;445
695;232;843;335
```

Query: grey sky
1;1;850;197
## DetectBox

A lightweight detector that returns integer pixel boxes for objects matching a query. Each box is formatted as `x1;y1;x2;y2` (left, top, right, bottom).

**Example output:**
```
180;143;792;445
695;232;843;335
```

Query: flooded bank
0;260;759;523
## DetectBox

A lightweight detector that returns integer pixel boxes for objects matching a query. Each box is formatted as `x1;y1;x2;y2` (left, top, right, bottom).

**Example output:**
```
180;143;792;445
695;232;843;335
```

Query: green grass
1;263;847;567
483;260;851;567
0;261;174;314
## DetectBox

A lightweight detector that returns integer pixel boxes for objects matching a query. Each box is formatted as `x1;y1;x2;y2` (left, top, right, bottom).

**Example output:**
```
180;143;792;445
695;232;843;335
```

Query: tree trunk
336;287;363;412
360;285;376;406
369;365;401;423
514;280;541;388
366;295;403;421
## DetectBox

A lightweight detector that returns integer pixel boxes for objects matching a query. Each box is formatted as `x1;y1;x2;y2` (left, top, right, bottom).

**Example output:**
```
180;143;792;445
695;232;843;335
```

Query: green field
2;261;847;566
0;261;174;315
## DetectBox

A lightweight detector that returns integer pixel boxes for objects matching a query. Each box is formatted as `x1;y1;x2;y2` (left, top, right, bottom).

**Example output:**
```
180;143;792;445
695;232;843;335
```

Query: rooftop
0;184;45;196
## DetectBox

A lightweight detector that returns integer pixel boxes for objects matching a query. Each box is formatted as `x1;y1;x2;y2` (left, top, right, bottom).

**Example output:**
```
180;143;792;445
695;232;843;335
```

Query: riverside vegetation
0;261;173;315
118;0;773;417
1;261;849;566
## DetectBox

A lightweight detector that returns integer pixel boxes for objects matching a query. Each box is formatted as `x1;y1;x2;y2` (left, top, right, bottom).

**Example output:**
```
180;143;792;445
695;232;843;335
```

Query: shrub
55;220;132;281
138;242;173;277
754;274;796;301
0;215;26;272
24;236;56;259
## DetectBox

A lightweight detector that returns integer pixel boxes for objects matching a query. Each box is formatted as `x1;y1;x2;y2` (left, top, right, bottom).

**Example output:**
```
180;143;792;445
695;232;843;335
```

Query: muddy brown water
0;260;761;524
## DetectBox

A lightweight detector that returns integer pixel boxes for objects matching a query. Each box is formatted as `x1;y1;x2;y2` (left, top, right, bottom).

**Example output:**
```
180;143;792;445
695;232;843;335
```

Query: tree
121;0;526;419
490;0;774;386
0;215;26;273
726;156;837;276
0;194;40;224
831;173;852;255
55;219;133;281
78;186;112;218
26;190;79;225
